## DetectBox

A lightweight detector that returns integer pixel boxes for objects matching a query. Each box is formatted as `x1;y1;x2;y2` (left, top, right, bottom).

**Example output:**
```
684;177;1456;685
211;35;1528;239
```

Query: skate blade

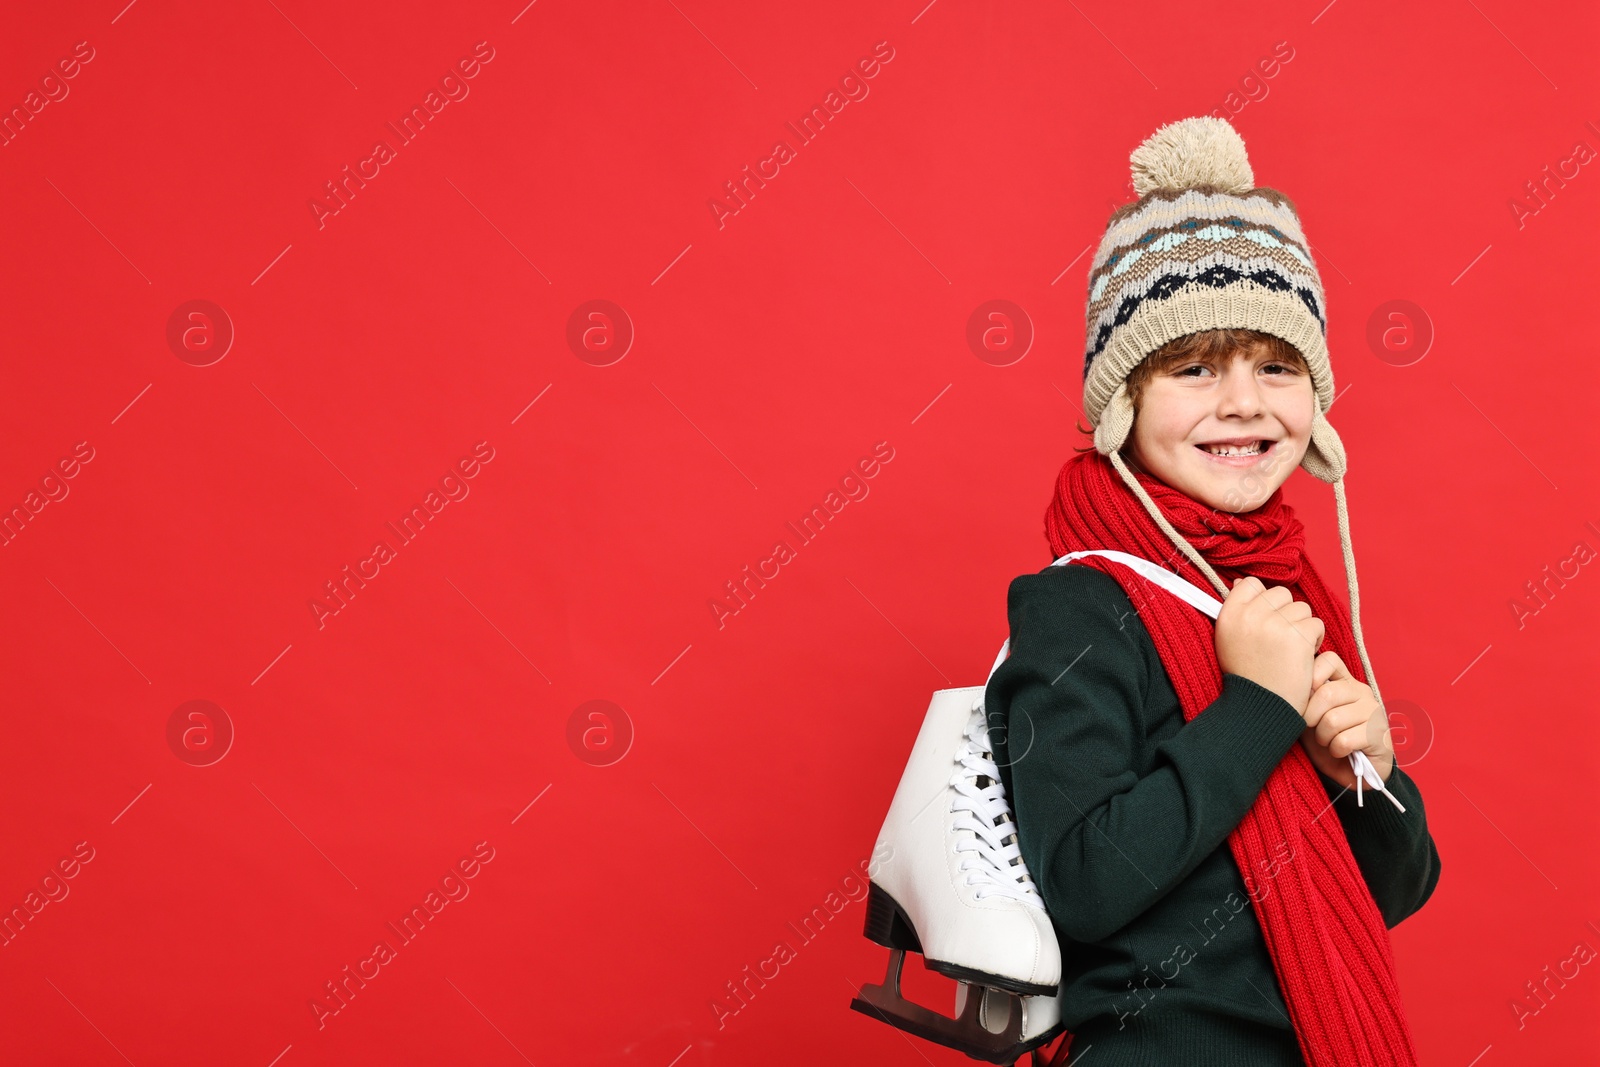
849;948;1064;1065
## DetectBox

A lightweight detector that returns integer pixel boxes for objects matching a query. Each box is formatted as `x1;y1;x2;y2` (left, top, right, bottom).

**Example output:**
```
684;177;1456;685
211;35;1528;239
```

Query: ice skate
850;686;1066;1063
851;551;1230;1061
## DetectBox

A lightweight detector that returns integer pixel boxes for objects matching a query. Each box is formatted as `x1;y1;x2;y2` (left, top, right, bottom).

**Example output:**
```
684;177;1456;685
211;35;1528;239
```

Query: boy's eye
1175;362;1295;377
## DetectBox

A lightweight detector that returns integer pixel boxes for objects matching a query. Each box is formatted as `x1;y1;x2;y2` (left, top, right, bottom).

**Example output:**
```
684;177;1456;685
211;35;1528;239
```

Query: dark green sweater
984;561;1441;1065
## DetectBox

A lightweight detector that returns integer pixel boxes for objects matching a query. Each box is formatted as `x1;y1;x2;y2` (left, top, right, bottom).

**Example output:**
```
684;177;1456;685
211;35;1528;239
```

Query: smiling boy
985;118;1440;1066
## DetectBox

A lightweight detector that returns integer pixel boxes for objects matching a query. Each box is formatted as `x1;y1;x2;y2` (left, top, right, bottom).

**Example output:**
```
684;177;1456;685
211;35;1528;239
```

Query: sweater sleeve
986;564;1309;945
1313;763;1442;928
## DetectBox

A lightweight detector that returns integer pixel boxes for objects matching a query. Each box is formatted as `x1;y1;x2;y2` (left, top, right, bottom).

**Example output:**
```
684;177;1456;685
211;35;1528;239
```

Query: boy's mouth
1195;438;1276;466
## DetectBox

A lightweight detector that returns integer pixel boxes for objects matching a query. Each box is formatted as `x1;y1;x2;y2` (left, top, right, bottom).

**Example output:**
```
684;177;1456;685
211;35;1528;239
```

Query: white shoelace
949;702;1047;907
1350;749;1405;811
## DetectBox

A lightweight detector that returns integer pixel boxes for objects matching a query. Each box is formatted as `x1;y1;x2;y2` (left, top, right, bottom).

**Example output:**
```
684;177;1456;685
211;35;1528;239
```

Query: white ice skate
850;685;1067;1064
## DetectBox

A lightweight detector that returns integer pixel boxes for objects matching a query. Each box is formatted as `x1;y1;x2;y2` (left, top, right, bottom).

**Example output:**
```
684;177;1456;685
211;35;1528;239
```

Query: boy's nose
1215;368;1265;418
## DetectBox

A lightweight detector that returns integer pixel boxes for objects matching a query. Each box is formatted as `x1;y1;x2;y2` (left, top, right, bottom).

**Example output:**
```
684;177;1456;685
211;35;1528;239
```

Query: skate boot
850;686;1066;1063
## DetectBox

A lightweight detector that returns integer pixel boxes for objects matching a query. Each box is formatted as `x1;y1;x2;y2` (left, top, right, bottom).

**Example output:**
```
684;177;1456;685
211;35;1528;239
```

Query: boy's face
1121;341;1315;513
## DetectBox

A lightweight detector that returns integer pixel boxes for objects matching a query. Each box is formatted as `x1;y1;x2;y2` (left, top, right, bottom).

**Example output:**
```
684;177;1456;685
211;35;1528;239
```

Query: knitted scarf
1042;450;1419;1067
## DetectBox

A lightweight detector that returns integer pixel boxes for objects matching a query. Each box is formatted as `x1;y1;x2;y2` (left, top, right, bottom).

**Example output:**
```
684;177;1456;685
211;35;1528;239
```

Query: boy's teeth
1204;441;1264;456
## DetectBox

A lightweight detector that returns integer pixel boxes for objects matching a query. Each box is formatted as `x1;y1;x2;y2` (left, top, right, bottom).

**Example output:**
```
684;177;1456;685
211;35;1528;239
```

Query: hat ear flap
1095;382;1136;455
1301;409;1347;484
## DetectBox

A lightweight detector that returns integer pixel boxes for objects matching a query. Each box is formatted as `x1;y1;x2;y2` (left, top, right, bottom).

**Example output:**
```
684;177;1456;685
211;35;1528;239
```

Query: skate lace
949;701;1046;908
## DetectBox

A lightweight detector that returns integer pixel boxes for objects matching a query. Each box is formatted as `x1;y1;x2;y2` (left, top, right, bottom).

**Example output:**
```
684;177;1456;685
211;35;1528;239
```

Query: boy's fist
1214;576;1325;715
1297;651;1396;788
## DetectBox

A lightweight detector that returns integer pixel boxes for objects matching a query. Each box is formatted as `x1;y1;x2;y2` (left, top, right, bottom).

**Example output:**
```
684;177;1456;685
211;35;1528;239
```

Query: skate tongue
952;706;1046;907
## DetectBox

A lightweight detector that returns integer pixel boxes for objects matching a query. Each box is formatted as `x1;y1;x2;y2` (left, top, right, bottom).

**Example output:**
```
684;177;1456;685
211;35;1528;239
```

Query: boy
985;117;1441;1066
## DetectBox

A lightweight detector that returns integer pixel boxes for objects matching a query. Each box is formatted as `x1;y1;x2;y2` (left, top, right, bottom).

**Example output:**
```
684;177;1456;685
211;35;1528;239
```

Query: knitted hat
1080;115;1384;710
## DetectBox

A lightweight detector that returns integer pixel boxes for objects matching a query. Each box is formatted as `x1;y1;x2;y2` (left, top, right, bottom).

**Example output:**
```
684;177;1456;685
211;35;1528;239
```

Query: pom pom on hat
1129;116;1255;196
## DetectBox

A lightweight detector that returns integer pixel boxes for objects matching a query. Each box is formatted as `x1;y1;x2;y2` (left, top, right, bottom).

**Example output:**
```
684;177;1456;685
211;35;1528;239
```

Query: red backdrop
2;1;1596;1064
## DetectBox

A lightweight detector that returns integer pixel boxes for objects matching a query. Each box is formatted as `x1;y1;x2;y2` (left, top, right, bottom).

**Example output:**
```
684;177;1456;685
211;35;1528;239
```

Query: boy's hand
1215;577;1325;715
1298;651;1395;789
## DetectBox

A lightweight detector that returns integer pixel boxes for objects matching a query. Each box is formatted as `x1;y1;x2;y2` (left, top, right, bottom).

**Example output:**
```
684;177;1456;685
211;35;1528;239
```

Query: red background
2;1;1596;1064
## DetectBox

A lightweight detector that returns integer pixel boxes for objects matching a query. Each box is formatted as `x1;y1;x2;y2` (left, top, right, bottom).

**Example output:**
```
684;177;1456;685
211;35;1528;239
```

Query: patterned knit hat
1081;115;1385;709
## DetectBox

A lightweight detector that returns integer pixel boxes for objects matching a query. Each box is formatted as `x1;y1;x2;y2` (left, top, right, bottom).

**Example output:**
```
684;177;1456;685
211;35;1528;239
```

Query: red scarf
1042;450;1419;1066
